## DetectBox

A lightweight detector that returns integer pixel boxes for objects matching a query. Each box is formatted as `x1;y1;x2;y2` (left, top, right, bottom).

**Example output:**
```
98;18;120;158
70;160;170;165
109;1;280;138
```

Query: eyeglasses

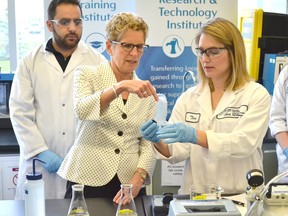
195;47;227;58
50;18;83;27
111;41;149;53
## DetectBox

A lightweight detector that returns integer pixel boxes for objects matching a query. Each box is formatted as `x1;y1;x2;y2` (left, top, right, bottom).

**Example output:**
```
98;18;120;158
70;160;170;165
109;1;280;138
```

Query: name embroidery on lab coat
216;105;248;119
185;112;201;123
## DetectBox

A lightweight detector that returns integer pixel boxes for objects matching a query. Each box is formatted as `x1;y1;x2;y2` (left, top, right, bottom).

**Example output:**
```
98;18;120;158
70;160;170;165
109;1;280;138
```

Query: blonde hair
195;17;252;91
105;12;148;42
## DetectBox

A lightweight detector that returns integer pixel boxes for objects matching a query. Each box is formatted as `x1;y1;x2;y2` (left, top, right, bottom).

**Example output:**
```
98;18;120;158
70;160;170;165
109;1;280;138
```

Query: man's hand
37;150;63;173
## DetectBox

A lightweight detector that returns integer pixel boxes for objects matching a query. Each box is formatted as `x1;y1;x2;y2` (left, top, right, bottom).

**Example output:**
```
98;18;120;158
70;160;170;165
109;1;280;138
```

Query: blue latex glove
140;119;161;143
37;150;63;173
157;122;197;144
283;148;288;159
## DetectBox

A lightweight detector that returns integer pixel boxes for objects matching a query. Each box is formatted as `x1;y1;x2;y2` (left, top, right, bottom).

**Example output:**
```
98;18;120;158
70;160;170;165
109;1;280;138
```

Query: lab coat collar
40;40;89;75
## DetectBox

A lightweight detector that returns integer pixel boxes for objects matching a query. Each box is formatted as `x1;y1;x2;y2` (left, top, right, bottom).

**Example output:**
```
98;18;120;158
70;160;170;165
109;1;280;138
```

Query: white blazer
58;62;157;186
10;40;106;199
153;81;271;194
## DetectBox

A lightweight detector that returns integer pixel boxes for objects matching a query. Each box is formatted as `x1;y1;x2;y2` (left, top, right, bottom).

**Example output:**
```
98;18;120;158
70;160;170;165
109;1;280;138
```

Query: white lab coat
269;65;288;182
9;40;106;199
153;81;270;194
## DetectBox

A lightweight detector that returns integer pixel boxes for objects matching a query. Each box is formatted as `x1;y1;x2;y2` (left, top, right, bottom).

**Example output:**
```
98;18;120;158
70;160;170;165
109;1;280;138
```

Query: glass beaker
189;184;223;200
67;184;89;216
116;184;138;216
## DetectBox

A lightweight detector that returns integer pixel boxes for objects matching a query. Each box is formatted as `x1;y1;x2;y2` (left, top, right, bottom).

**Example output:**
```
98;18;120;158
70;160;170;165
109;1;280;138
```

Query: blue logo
85;32;106;54
162;35;185;58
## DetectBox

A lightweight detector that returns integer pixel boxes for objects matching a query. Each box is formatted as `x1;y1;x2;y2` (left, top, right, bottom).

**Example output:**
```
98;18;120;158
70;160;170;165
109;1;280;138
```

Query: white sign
161;161;185;186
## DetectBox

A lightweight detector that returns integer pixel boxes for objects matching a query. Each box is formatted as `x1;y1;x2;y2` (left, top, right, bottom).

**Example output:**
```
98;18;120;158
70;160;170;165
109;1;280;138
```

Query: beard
52;29;82;51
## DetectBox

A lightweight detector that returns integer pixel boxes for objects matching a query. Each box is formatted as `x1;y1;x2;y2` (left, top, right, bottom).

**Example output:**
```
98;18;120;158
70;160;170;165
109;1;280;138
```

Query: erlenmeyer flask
67;184;89;216
116;184;138;216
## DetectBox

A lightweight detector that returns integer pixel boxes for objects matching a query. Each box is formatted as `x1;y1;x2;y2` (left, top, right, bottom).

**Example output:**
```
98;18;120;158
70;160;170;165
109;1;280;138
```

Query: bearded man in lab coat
9;0;106;199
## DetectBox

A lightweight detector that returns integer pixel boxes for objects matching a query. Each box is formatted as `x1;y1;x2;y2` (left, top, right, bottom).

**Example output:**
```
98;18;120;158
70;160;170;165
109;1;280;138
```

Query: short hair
48;0;82;20
105;12;149;42
194;17;252;91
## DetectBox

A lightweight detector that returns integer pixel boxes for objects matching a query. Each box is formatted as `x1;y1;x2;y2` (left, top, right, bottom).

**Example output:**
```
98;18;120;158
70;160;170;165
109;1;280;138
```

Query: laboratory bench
0;195;248;216
0;196;154;216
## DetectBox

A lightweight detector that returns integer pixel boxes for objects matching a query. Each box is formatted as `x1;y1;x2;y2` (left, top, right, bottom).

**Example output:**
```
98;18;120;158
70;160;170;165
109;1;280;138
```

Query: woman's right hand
114;80;158;101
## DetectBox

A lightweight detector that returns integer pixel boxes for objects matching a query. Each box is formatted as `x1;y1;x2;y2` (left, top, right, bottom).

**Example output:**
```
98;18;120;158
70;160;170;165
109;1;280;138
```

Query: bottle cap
26;158;45;180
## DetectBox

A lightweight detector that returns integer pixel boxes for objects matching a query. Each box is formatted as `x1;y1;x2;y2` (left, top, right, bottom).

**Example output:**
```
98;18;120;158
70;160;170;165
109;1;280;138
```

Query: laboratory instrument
190;184;223;200
167;183;240;216
245;169;288;216
168;199;241;216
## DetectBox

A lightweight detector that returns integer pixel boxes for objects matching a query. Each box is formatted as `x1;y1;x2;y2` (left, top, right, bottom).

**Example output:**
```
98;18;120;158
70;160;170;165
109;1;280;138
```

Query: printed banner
81;0;135;59
136;0;238;118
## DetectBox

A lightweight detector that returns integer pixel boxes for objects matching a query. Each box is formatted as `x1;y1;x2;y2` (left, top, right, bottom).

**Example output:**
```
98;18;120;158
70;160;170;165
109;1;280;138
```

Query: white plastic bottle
25;158;45;216
155;93;168;127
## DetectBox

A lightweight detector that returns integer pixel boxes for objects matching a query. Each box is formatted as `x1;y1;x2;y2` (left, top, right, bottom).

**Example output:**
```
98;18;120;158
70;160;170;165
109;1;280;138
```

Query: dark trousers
64;174;146;199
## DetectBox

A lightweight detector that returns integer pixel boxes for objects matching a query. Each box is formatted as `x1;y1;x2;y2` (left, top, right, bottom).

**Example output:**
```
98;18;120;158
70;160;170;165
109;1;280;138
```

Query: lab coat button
122;113;127;119
118;131;123;136
62;132;65;135
115;148;120;154
62;104;65;107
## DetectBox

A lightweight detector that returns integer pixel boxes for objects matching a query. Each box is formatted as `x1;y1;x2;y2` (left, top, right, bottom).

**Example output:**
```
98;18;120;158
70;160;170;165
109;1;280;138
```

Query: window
0;0;9;72
15;0;45;62
0;0;45;73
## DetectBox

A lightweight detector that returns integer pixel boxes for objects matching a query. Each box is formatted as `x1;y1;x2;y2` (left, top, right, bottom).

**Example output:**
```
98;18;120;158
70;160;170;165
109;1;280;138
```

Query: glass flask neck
120;184;132;197
67;184;89;216
72;188;85;199
116;184;137;216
